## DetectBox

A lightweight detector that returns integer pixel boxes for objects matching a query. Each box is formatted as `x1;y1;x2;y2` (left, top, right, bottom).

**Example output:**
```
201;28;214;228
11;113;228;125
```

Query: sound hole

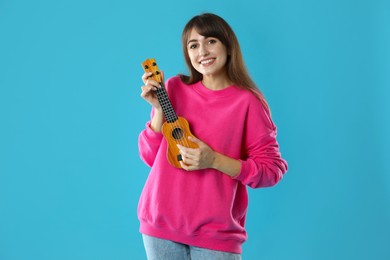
172;128;184;140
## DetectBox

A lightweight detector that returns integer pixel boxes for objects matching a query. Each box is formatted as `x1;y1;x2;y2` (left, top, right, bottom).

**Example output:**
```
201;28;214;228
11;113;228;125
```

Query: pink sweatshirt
138;76;288;254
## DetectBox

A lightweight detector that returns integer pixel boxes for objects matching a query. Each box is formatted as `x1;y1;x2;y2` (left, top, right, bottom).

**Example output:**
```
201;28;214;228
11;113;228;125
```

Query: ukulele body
161;116;198;168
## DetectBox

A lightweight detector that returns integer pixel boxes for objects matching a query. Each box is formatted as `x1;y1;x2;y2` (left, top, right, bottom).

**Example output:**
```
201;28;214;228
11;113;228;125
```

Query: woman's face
186;28;228;79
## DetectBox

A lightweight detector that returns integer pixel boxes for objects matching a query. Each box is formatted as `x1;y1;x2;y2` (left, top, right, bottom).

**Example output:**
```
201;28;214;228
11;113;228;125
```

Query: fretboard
156;82;178;123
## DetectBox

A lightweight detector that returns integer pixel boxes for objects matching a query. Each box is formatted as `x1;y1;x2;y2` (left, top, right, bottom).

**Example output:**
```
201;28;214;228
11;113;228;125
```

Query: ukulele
141;58;198;168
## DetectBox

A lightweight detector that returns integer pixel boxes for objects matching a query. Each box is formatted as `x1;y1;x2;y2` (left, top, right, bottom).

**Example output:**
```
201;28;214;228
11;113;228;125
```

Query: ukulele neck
156;82;178;123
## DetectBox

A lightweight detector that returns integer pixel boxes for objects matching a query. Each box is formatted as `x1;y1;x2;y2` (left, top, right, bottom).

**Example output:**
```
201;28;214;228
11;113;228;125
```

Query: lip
199;58;216;65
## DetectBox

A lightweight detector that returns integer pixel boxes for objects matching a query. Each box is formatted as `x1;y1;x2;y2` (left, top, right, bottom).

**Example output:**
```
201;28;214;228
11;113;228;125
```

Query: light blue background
1;0;389;259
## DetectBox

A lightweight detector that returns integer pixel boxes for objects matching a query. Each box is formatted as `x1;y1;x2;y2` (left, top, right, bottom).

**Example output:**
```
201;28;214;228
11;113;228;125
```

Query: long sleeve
234;102;288;188
138;109;164;167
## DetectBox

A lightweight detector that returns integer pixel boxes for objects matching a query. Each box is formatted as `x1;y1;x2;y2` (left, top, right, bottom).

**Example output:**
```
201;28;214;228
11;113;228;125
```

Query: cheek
221;55;228;66
188;53;198;67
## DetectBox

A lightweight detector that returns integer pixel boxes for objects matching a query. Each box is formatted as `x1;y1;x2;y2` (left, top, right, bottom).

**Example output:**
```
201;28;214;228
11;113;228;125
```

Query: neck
202;77;232;90
201;74;232;90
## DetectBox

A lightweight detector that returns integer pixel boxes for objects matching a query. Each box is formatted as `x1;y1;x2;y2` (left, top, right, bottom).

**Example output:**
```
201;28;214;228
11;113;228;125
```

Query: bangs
193;23;224;40
184;15;228;46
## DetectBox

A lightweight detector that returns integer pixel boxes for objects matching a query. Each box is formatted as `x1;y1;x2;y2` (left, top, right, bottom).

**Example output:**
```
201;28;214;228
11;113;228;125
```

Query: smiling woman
186;32;230;87
137;13;288;259
179;13;271;111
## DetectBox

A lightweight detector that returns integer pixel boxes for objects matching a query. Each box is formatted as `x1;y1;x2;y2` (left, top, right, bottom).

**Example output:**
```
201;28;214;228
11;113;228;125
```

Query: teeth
200;59;214;64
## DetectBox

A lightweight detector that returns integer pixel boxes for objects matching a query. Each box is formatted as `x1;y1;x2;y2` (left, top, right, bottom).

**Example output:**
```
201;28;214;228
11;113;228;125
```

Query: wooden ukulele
141;58;198;168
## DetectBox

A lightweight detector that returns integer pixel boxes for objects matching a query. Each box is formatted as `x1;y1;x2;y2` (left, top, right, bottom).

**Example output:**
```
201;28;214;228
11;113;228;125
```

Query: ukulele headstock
141;58;162;83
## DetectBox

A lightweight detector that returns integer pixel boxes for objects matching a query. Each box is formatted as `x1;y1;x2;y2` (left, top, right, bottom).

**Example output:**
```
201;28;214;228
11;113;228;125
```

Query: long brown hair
179;13;270;113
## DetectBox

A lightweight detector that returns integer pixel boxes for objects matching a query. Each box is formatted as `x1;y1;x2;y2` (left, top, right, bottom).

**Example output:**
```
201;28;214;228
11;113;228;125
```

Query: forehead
187;29;207;43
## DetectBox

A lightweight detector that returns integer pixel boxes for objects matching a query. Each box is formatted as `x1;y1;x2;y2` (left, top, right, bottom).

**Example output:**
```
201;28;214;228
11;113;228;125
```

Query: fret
141;58;178;123
156;86;178;123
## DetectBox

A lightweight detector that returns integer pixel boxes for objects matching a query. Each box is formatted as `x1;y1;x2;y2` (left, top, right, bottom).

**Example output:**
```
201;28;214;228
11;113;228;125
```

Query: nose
199;44;209;56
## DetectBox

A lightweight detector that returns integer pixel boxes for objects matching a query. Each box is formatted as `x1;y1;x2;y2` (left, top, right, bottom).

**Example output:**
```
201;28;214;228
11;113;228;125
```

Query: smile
200;58;215;65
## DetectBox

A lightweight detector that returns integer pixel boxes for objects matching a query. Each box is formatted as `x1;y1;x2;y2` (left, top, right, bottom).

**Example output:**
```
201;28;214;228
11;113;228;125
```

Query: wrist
211;152;221;170
211;152;241;178
154;107;163;114
150;109;164;132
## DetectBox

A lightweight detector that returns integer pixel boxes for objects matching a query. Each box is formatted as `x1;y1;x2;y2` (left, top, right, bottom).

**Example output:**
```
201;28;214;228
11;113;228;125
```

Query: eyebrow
187;39;198;45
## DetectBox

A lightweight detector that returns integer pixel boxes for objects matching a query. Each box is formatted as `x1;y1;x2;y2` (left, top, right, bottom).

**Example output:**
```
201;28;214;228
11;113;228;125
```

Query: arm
177;136;241;177
177;102;287;188
138;109;164;167
149;109;164;132
138;72;165;166
177;133;287;188
234;101;288;188
235;130;288;188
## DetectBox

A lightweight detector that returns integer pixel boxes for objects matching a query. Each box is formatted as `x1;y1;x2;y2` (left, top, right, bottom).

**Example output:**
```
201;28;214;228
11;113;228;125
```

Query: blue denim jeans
142;235;242;260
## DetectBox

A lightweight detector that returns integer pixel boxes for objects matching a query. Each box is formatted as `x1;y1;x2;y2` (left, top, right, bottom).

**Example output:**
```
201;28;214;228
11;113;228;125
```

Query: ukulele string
160;82;191;150
158;82;188;149
165;92;189;148
152;65;183;148
154;74;181;149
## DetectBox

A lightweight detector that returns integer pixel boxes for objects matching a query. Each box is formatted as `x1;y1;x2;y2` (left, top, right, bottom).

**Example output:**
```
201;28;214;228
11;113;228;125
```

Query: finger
141;72;153;83
188;135;202;145
177;144;186;153
179;161;189;171
177;144;198;153
140;85;157;96
177;145;198;160
145;78;161;89
141;85;156;92
182;150;198;161
181;154;198;166
179;161;195;171
142;71;163;89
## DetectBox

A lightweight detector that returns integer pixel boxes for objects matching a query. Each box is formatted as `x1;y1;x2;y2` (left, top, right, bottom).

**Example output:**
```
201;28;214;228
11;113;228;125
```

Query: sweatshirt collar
192;81;240;98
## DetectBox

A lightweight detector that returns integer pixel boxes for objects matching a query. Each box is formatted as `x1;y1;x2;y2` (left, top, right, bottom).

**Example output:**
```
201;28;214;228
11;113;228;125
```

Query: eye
188;43;198;49
208;39;217;44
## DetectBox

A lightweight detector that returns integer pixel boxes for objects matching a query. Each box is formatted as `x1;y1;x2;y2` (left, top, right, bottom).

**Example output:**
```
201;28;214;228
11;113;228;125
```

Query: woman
138;13;288;259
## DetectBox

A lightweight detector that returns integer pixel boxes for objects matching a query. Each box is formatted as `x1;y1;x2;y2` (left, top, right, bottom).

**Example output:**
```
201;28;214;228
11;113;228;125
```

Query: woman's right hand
140;71;163;110
140;71;165;132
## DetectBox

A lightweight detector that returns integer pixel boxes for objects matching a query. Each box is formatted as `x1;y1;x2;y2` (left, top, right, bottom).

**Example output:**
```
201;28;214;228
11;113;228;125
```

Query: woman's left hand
177;136;216;171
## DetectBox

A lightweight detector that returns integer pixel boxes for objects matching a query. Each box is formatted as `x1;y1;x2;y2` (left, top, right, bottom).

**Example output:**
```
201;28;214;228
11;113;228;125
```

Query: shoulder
239;88;276;132
234;87;265;111
164;76;195;100
165;76;196;98
165;75;186;88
